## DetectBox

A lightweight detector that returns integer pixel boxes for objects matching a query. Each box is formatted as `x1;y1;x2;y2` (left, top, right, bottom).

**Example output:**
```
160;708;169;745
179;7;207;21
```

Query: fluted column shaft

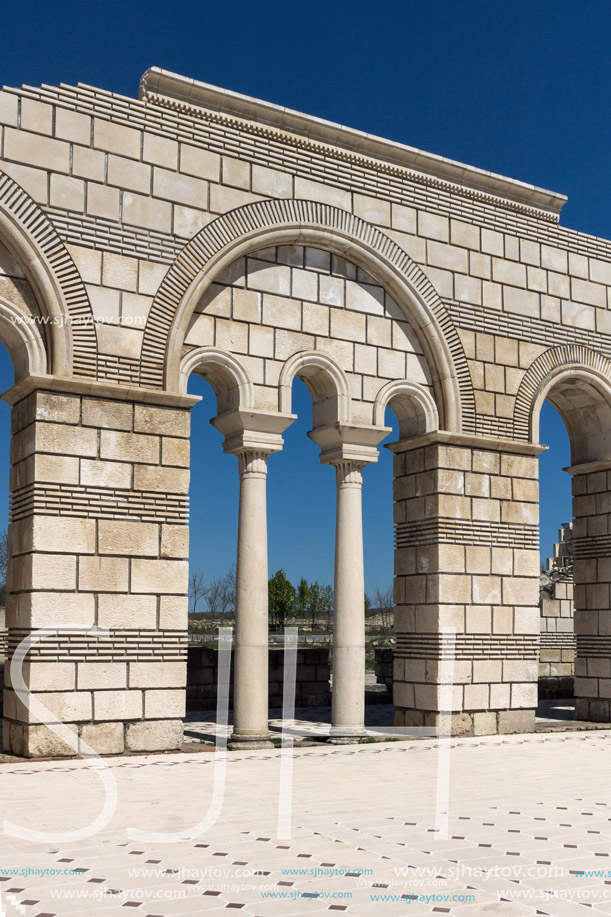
230;449;272;748
330;460;366;739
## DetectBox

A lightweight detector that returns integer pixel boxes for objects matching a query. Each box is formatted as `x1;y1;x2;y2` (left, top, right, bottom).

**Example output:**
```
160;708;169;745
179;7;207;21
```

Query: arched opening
533;369;611;725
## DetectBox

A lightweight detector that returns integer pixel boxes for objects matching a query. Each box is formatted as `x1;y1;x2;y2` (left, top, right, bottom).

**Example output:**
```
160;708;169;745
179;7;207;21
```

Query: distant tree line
189;563;394;630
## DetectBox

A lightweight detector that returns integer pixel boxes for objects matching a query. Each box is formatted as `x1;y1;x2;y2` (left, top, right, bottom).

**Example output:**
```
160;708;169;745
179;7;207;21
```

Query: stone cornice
139;67;567;222
386;430;548;456
1;374;201;409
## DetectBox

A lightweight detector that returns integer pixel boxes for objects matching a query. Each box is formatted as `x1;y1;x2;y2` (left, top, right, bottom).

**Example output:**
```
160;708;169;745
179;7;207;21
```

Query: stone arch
514;344;611;464
0;296;47;380
278;350;351;427
179;345;254;413
0;171;97;378
142;199;473;434
373;379;439;439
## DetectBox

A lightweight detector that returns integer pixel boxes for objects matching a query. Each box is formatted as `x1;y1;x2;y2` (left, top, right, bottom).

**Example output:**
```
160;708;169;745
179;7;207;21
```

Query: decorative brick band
0;171;97;378
8;629;187;662
10;484;188;525
573;535;611;559
576;636;611;658
540;633;576;649
514;344;611;440
395;634;539;660
395;518;539;550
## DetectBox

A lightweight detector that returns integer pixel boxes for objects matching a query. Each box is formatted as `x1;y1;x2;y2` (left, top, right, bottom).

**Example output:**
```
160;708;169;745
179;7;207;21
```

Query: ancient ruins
0;67;609;755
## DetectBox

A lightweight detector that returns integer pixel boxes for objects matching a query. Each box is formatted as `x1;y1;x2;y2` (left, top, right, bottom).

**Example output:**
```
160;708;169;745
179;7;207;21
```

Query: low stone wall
374;647;393;691
187;646;331;710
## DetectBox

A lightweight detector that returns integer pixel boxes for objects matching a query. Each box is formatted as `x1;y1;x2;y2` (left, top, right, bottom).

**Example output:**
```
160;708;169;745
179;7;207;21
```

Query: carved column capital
333;459;365;487
237;449;269;478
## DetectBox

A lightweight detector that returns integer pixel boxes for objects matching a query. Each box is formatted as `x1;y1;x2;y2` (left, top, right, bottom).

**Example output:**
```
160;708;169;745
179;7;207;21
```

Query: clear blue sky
0;0;606;586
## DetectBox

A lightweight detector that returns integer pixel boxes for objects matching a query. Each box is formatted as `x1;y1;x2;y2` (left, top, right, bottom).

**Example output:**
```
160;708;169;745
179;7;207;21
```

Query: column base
327;726;367;744
228;732;274;750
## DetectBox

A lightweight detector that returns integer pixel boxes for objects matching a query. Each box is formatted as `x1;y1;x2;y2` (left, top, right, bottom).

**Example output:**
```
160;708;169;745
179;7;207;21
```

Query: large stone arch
0;171;97;378
514;344;611;464
141;199;474;434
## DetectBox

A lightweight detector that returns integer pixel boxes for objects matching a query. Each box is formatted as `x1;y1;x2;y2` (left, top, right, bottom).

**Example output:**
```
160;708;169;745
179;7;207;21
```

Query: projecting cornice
139;66;567;221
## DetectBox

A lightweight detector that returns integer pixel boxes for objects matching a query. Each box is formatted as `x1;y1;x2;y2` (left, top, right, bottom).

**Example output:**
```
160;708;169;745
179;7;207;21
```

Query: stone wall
186;646;331;710
539;524;575;699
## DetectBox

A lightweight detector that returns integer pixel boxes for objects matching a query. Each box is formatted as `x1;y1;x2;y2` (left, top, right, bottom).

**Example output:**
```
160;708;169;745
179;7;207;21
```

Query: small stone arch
179;346;254;414
0;296;47;380
279;350;351;427
0;171;97;378
142;199;474;434
514;344;611;464
373;379;439;439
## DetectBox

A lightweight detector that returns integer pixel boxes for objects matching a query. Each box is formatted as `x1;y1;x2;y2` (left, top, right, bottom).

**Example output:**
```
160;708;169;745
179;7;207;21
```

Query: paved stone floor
2;727;611;915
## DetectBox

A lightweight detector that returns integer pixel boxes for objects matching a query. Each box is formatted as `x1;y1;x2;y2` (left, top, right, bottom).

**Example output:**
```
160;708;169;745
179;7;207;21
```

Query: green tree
268;569;296;629
296;577;312;619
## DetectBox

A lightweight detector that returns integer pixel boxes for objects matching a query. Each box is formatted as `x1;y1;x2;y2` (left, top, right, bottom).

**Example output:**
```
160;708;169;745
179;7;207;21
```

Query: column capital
237;450;269;477
212;408;296;456
308;421;390;466
333;460;364;487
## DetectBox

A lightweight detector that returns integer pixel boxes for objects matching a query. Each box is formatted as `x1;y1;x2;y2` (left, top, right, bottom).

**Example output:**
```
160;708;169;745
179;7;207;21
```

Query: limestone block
78;663;127;690
79;556;129;592
473;712;497;735
463;684;490;710
100;429;159;463
13;591;95;628
94;690;143;721
107;155;151;195
134;405;190;438
20;662;76;692
80;458;132;489
252;164;292;198
130;662;187;688
81;398;133;432
502;577;538;607
125;719;183;751
160;524;189;558
511;683;538;708
12;553;77;591
97;594;157;629
472;576;501;604
133;464;190;494
29;516;96;554
87;183;120;220
489;682;511;709
8;689;92;724
144;688;186;718
159;595;188;629
131;558;189;594
123;192;172;233
80;722;124;755
73;147;105;182
98;519;159;556
9;722;79;757
153;167;208;207
419;211;449;242
93;118;141;157
36;422;97;457
498;710;535;733
49;174;84;211
32;453;80;485
179;142;220;180
4;127;70;172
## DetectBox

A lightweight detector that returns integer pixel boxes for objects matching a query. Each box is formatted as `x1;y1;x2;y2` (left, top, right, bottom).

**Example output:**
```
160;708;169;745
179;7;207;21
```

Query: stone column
308;421;388;744
211;408;295;750
329;459;367;741
391;432;544;736
229;449;273;749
